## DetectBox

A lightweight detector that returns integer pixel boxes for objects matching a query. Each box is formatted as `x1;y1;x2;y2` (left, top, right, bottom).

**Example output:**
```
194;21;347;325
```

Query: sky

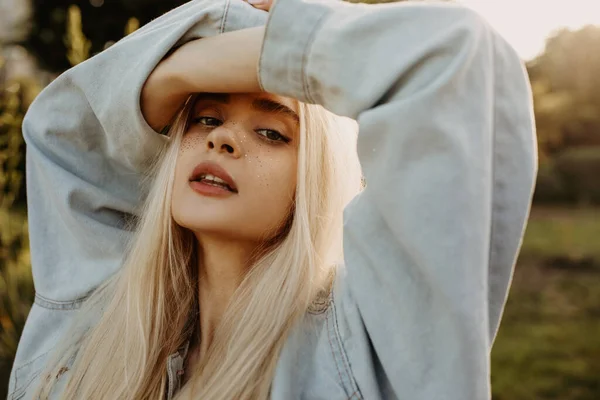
459;0;600;60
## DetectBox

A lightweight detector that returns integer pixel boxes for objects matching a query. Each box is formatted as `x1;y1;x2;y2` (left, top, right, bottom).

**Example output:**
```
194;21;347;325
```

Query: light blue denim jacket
8;0;537;398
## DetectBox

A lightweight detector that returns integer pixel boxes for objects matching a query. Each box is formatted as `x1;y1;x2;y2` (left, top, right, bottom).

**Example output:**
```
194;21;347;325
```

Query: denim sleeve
22;0;265;303
260;0;537;398
10;1;266;397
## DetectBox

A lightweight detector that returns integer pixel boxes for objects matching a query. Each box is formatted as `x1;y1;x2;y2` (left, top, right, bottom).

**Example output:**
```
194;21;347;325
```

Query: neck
193;233;257;357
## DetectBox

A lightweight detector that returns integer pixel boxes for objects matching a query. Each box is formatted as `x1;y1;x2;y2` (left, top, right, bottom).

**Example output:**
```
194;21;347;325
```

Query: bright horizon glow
459;0;600;60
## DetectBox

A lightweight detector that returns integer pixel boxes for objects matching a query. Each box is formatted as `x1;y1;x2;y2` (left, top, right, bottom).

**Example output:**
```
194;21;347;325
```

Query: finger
246;0;272;11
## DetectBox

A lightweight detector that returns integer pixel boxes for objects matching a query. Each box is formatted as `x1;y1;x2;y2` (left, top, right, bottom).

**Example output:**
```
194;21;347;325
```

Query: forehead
194;93;300;124
196;92;297;110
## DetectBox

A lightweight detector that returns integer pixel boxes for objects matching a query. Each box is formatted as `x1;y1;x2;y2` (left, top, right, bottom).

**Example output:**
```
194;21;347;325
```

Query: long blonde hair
35;95;362;399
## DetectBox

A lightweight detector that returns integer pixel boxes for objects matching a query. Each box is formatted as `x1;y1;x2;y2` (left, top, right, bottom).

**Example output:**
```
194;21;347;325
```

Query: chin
174;212;233;232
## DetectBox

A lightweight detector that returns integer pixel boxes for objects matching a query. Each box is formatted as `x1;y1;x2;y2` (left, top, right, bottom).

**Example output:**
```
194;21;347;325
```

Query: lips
189;161;238;193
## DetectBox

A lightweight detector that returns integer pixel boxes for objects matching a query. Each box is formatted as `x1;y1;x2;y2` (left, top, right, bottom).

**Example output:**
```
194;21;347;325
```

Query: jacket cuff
223;0;269;33
258;0;339;102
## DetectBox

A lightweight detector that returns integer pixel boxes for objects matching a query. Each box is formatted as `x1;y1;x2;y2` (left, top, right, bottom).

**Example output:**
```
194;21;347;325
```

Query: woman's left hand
244;0;275;12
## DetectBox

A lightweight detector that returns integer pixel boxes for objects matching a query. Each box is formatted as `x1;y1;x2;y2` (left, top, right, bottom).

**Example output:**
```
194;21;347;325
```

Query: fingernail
248;0;267;4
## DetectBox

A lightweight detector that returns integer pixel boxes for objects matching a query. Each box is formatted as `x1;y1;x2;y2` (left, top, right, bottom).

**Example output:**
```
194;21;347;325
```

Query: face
171;92;300;246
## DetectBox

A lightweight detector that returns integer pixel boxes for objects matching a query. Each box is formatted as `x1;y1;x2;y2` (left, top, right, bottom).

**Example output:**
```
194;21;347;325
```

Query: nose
205;125;243;158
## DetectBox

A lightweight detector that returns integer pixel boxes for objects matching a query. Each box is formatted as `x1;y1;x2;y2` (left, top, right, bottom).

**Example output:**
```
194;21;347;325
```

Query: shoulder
271;265;367;399
279;262;398;399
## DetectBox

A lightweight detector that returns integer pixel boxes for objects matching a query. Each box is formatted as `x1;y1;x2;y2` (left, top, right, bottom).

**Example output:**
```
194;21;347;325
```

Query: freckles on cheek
254;152;297;196
179;133;204;154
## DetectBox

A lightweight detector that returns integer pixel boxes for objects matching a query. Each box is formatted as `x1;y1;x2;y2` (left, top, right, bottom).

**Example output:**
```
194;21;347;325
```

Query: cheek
179;131;205;154
253;150;297;202
172;135;203;213
174;132;206;192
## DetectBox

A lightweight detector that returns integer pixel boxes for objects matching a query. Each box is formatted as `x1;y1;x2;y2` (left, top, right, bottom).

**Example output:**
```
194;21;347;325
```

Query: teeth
196;173;233;191
201;174;228;185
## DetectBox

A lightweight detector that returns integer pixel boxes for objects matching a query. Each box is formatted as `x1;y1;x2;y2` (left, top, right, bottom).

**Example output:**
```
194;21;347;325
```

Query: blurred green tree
529;26;600;155
0;75;37;400
527;25;600;204
22;0;188;73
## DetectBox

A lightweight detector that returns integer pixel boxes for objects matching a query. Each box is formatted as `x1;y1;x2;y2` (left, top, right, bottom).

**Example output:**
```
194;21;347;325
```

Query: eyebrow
252;98;300;126
196;93;300;126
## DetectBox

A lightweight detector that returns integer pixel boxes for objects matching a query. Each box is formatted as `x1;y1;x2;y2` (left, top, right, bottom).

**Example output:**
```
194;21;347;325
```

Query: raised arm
9;1;267;397
22;0;266;306
141;26;265;131
258;0;535;398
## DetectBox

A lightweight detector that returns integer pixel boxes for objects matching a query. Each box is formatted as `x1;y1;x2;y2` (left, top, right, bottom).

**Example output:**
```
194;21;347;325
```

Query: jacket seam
307;296;330;315
487;22;498;342
307;270;335;314
330;297;362;398
11;350;50;399
11;369;43;400
301;11;331;104
325;309;347;394
166;354;177;400
348;391;361;399
219;0;231;34
14;350;49;373
9;384;23;400
11;373;19;400
256;16;268;92
34;292;88;310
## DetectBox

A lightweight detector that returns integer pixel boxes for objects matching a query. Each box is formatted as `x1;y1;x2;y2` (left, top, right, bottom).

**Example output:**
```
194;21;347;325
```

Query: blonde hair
35;95;362;399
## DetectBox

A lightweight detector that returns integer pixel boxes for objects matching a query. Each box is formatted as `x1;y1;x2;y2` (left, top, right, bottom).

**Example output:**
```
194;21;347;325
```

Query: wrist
171;26;265;94
141;26;266;131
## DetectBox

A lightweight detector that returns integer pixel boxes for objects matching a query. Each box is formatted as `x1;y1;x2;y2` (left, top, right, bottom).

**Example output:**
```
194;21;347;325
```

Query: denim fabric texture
9;0;536;398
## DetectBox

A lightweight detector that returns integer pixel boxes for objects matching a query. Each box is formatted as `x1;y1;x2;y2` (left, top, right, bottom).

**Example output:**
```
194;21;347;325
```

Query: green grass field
521;207;600;261
491;207;600;400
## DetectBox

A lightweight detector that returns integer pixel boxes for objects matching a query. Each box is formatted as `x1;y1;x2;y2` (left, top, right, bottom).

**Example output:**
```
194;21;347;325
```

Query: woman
8;0;536;399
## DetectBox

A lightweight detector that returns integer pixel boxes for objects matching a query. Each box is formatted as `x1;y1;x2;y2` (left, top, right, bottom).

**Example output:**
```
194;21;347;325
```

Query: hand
244;0;275;12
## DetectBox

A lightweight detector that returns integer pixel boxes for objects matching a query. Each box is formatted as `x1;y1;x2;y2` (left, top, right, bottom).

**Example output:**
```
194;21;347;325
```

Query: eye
256;129;290;143
192;116;222;127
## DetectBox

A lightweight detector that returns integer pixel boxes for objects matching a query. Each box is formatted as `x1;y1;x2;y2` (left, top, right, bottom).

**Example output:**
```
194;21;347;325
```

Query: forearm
141;25;265;131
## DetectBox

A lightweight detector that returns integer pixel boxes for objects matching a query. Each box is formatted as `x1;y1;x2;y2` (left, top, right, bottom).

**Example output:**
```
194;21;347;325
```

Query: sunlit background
1;1;599;399
461;0;600;60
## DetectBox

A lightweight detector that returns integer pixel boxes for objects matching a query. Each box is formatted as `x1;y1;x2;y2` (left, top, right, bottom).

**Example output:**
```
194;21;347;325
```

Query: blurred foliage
65;5;91;66
22;0;188;73
0;0;600;399
0;75;36;399
529;26;600;205
521;207;600;264
0;4;112;397
481;24;600;398
124;17;141;36
533;159;571;204
555;148;600;205
535;148;600;205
